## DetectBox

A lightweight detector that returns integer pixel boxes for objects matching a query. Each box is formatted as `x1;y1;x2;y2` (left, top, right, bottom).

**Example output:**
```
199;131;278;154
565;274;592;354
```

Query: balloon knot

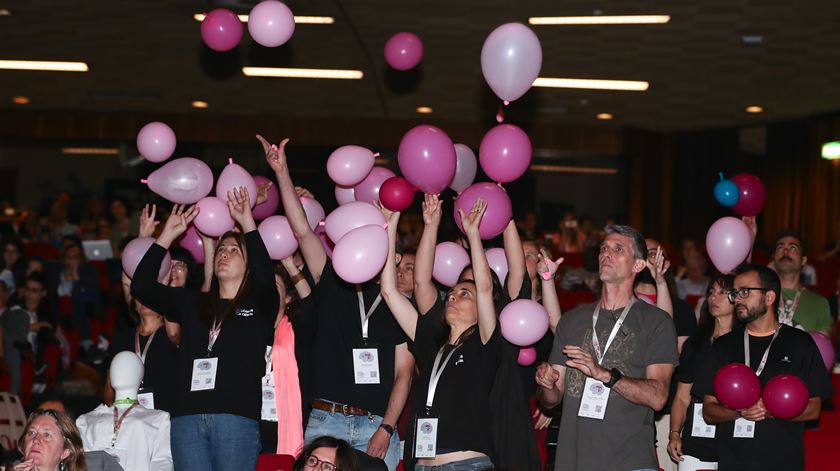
140;179;148;184
373;152;380;158
383;223;389;230
503;100;510;106
228;158;234;165
318;220;326;226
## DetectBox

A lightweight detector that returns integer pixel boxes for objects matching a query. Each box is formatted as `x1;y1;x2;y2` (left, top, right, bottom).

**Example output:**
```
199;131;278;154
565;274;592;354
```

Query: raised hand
159;204;199;247
256;180;273;206
226;186;255;232
537;247;564;281
422;193;443;226
458;198;486;240
294;186;314;199
646;245;670;284
139;204;159;238
374;201;399;231
257;134;290;174
742;216;757;242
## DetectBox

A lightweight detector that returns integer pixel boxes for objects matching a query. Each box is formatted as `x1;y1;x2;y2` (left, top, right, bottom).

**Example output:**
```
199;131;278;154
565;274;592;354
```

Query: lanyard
779;288;804;326
592;299;635;364
208;319;223;354
357;287;383;341
744;326;781;377
134;329;158;364
425;343;463;410
111;403;138;448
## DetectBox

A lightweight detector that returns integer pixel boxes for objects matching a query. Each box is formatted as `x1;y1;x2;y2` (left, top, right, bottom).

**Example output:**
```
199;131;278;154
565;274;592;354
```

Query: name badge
138;390;155;410
352;348;380;384
261;382;278;422
578;377;610;420
733;417;755;438
191;357;219;391
690;403;715;438
414;417;438;458
106;447;128;466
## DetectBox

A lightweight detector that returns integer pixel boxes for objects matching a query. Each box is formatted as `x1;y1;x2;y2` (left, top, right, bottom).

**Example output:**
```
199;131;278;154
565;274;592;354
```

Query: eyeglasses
170;261;188;273
727;287;770;304
305;455;339;471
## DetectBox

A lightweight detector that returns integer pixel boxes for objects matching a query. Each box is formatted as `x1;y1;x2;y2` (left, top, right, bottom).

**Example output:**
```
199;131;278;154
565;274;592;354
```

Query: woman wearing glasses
16;409;86;471
293;436;357;471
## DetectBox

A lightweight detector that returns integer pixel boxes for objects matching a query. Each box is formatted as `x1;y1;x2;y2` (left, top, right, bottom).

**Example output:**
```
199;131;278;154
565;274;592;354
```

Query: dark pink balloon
518;347;537;366
251;176;279;220
479;124;532;183
453;182;513;240
810;331;836;371
380;177;415;211
731;173;766;217
762;374;809;420
200;9;244;52
713;363;761;410
397;125;456;194
353;167;396;204
384;32;424;71
179;225;206;264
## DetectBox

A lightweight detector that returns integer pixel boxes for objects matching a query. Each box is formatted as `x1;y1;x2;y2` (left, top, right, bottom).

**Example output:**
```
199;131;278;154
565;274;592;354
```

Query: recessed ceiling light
0;9;11;16
193;13;334;24
61;147;120;155
242;67;363;79
529;165;618;175
192;100;209;109
0;60;88;72
596;113;614;120
529;15;670;25
745;105;763;113
11;96;29;104
416;106;433;114
533;77;649;91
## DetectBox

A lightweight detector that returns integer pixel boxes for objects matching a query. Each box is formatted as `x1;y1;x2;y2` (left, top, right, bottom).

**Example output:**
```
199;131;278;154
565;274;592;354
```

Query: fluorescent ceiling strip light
530;165;618;175
193;13;334;24
0;60;88;72
242;67;363;79
533;77;649;91
62;147;119;155
529;15;670;25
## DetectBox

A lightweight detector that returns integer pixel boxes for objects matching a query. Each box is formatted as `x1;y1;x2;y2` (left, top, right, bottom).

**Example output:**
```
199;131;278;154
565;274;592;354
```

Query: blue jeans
414;456;494;471
171;414;261;471
305;406;400;471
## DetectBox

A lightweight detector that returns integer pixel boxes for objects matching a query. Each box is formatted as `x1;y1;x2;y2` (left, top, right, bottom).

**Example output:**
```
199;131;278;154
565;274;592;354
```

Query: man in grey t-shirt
537;225;679;471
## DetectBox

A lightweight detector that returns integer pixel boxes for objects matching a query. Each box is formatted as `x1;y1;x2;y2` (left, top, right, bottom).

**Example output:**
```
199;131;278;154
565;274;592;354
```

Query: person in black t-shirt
695;265;834;471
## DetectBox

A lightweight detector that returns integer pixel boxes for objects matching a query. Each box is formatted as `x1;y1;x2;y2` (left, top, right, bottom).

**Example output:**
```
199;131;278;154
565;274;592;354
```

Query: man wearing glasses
694;264;833;471
771;231;832;335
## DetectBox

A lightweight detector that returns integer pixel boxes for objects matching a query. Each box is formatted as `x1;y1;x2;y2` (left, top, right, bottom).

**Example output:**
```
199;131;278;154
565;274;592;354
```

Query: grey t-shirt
549;300;678;471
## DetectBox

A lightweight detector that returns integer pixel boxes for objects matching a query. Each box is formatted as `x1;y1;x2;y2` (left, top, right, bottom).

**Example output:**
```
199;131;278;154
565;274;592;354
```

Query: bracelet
290;272;305;284
669;430;681;435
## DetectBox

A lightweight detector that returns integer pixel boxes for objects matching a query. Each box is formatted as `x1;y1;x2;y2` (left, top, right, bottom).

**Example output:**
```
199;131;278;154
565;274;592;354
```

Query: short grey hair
604;225;647;261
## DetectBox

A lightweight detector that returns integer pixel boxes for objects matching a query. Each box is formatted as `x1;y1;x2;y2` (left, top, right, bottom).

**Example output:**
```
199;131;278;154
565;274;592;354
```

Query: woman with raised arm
130;188;279;471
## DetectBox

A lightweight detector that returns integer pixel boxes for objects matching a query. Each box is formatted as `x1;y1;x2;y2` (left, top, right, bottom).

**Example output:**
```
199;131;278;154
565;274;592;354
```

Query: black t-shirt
674;336;718;461
693;325;834;471
131;231;280;421
659;298;700;417
109;326;179;414
310;259;408;417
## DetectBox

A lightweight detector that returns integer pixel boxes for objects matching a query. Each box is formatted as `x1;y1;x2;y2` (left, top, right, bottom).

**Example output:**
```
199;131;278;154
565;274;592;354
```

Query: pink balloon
216;160;257;208
258;215;298;260
450;144;478;193
354;167;396;204
499;299;549;346
485;247;508;285
247;0;295;47
122;237;172;282
315;224;333;257
397;125;457;194
332;225;389;284
179;225;206;264
327;145;376;187
432;242;470;287
481;22;542;103
380;177;415;211
705;217;752;273
517;347;537;366
479;124;532;183
144;157;214;204
335;185;356;205
301;196;326;231
454;182;513;240
384;32;424;71
762;374;809;420
731;173;766;217
137;122;176;163
810;331;836;371
200;9;244;52
194;197;235;237
713;363;761;410
324;201;386;243
251;175;279;220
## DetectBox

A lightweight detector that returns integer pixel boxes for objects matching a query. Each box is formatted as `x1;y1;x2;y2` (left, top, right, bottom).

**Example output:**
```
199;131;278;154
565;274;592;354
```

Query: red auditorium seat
558;252;584;268
558;290;596;311
22;242;59;260
256;454;296;471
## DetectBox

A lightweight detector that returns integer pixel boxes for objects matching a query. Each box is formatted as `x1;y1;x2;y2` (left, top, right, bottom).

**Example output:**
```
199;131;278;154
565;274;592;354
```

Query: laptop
82;240;114;261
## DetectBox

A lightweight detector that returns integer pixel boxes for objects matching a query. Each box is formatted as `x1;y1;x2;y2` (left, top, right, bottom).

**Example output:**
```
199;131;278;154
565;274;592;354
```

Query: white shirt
77;404;173;471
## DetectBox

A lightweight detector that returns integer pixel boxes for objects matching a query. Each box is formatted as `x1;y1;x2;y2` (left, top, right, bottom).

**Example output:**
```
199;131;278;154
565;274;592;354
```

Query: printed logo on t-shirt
455;354;464;365
781;355;791;363
235;308;255;317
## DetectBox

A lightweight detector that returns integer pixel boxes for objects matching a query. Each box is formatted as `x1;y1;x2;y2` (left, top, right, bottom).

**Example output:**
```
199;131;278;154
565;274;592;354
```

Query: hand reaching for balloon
257;134;290;174
294;186;315;199
459;198;487;241
159;204;199;248
139;204;160;238
374;201;399;233
227;187;256;232
646;246;670;284
256;180;273;206
537;248;564;281
742;216;757;242
422;193;443;227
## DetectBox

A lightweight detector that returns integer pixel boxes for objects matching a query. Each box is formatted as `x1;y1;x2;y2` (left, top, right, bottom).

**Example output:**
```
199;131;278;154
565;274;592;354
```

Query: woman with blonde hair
16;409;86;471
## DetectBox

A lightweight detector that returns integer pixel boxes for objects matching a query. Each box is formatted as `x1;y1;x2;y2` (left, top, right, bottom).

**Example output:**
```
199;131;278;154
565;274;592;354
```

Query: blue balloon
714;179;740;207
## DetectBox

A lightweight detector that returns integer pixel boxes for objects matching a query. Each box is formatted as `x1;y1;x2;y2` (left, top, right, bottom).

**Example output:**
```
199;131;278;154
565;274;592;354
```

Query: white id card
106;448;128;466
191;357;219;391
578;377;610;419
690;403;716;438
733;417;755;438
414;418;439;458
352;348;381;384
138;391;155;410
261;383;278;422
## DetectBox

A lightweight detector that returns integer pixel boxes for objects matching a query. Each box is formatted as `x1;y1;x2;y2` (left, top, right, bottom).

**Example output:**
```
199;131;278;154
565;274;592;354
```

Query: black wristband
379;424;394;435
604;368;623;388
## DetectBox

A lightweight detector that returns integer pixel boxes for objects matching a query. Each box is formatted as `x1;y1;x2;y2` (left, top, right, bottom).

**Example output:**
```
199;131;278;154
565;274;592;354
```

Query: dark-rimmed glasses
727;287;770;304
305;455;339;471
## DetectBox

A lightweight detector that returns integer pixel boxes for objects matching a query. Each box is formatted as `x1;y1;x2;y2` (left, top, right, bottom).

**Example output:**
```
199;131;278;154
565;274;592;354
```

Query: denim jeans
171;414;261;471
304;406;400;471
414;456;494;471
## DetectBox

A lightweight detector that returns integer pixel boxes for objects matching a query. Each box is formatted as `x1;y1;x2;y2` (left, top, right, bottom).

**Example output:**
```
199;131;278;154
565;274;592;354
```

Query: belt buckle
342;404;350;416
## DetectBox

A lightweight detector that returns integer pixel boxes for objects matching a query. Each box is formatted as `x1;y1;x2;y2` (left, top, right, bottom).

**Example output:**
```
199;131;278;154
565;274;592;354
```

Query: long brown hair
19;409;86;471
200;231;253;326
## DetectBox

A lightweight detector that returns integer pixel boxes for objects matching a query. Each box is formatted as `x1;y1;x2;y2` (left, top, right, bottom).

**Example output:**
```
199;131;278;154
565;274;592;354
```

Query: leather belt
311;399;372;417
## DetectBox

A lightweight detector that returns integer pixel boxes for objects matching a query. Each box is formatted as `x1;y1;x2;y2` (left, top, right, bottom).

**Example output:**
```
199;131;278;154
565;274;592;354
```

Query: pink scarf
272;316;303;456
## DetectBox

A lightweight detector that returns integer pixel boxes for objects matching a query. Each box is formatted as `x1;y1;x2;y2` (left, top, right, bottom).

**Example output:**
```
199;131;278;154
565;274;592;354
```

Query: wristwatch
379;424;394;436
604;368;623;388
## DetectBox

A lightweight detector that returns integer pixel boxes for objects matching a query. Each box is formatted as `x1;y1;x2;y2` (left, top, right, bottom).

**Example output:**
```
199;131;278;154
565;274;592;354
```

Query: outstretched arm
503;220;526;300
648;246;674;317
379;205;420;341
537;248;564;333
459;199;496;344
414;194;442;314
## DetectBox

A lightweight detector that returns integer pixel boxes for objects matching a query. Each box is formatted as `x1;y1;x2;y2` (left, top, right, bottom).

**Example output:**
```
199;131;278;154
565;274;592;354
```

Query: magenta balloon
335;185;356;205
216;160;257;208
200;9;244;52
137;122;176;163
518;347;538;366
251;175;279;220
122;237;172;282
384;32;424;71
485;247;508;285
194;197;235;237
145;157;214;204
258;215;298;260
479;124;532;183
397;125;457;194
810;331;836;371
713;363;761;410
324;201;386;243
179;225;206;264
380;177;415;211
301;196;326;231
327;145;376;187
705;217;752;273
433;242;470;287
500;299;549;346
762;374;809;420
332;225;389;283
354;167;396;204
480;22;542;103
454;182;513;240
731;173;766;217
450;144;478;193
247;0;295;47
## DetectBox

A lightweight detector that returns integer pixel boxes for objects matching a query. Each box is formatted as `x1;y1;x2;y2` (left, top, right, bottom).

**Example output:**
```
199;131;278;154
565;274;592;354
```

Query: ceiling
2;0;840;132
